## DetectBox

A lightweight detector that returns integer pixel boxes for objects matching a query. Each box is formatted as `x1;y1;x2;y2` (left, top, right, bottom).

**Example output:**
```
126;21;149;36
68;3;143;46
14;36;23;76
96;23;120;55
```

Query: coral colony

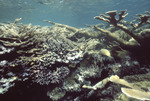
0;10;150;101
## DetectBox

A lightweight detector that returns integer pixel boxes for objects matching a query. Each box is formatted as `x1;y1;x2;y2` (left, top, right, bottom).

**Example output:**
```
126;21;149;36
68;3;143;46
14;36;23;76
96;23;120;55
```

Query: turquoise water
0;0;150;27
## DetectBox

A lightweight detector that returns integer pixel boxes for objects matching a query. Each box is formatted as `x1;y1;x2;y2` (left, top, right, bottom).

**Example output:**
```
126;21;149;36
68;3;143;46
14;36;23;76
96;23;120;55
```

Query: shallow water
0;0;150;101
0;0;150;27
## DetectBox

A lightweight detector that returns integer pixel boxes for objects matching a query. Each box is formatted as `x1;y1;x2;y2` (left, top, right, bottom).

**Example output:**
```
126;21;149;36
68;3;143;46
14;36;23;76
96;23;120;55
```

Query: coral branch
118;10;128;22
14;18;22;24
83;75;150;100
131;14;150;29
94;10;142;44
94;10;150;45
94;10;150;63
94;26;132;47
82;77;109;90
94;10;128;26
43;20;78;32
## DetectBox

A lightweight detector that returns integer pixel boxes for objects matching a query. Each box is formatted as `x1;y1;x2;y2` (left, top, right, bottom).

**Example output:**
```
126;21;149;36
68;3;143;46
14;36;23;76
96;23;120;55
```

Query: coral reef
94;10;150;64
83;74;150;101
0;19;87;95
0;10;150;101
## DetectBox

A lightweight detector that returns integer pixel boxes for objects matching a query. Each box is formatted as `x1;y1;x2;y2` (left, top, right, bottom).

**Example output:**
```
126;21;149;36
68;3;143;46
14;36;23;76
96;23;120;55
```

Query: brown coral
94;10;150;64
